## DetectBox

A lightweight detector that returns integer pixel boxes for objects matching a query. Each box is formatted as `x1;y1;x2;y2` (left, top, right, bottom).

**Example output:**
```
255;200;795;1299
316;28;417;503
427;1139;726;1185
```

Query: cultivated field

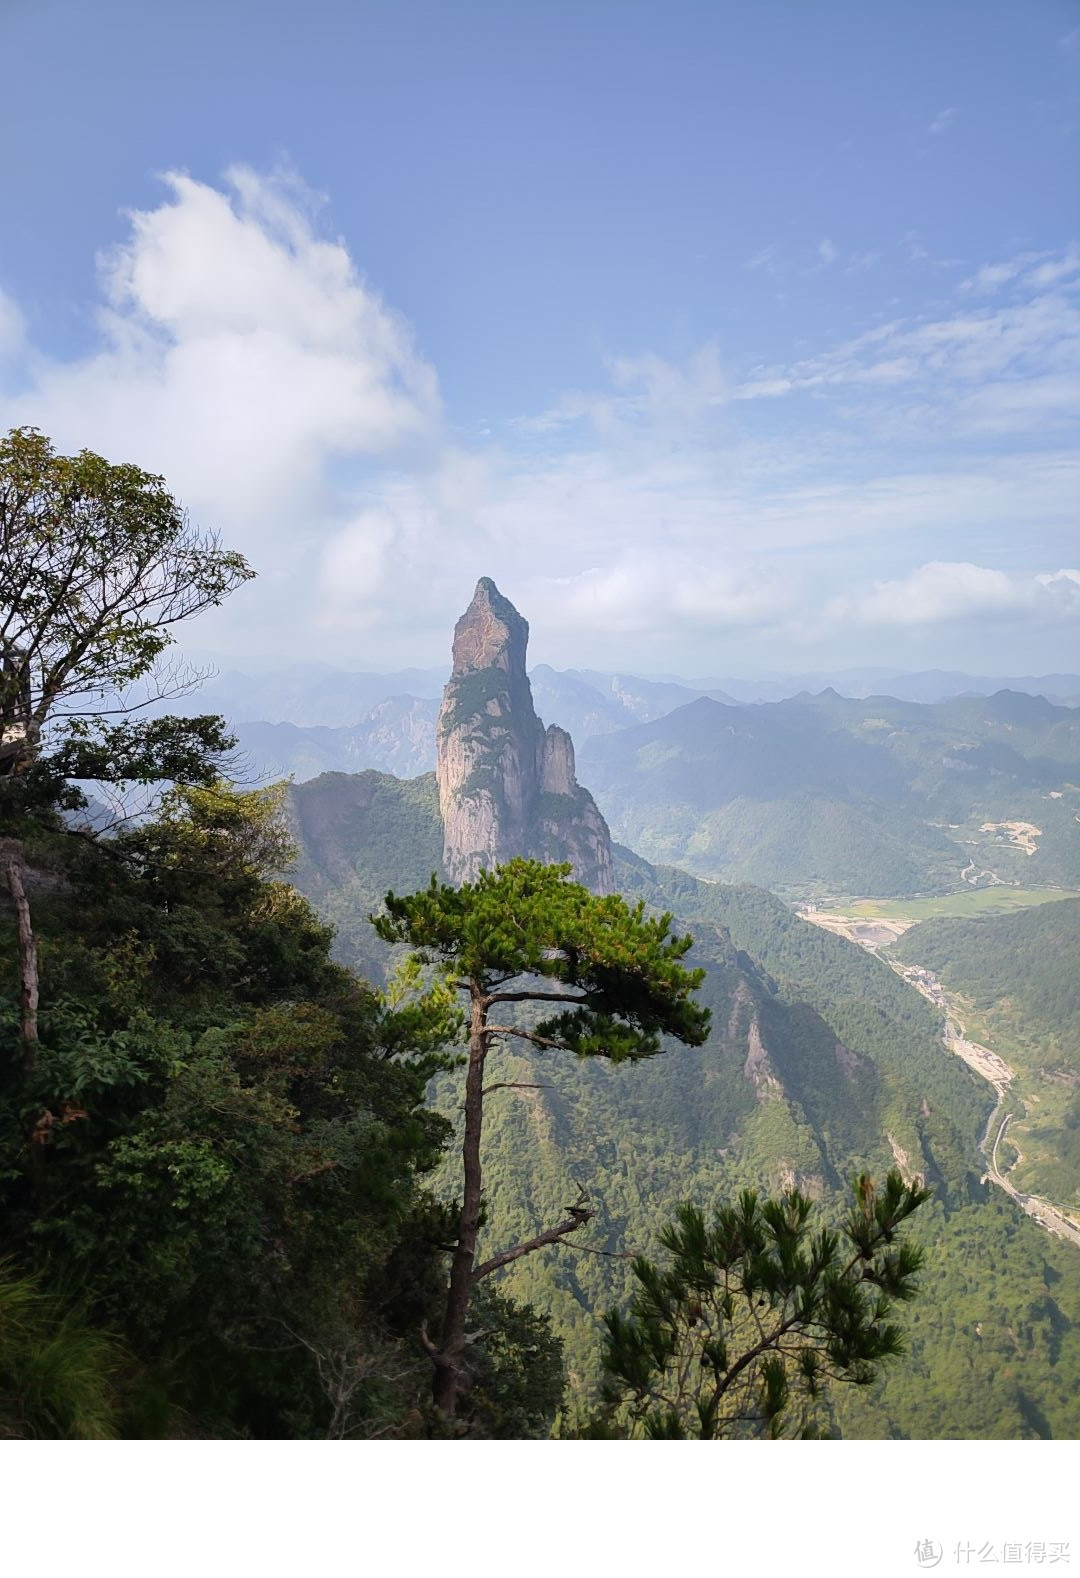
814;887;1080;925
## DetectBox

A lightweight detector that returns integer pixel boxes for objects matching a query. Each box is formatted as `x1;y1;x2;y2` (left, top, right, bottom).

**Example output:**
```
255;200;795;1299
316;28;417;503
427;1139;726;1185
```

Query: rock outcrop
436;578;615;891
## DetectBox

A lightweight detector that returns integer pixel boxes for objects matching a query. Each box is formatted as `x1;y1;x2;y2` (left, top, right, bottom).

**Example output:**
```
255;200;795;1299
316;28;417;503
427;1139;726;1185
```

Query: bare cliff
436;577;614;892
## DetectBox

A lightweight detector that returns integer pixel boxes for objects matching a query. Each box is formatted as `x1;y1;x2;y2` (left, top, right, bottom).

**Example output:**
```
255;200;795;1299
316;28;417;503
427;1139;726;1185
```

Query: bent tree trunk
428;986;595;1420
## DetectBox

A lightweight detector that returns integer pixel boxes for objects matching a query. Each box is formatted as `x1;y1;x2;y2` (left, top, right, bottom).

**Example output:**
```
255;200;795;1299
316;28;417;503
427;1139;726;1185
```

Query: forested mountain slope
893;898;1080;1216
286;772;1080;1438
287;771;443;983
579;689;1080;897
893;897;1080;1065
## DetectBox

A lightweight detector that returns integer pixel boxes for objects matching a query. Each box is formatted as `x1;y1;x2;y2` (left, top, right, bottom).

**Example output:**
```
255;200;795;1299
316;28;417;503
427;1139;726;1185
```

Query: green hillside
893;899;1080;1213
287;770;444;981
579;689;1080;898
286;772;1080;1437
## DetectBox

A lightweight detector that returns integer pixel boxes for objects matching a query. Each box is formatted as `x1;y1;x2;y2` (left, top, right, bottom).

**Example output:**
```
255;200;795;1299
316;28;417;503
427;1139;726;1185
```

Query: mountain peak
451;577;529;678
437;582;614;891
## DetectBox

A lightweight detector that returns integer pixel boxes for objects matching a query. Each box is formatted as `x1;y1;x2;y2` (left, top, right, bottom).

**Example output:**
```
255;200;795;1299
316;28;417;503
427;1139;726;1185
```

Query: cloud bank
2;169;1077;673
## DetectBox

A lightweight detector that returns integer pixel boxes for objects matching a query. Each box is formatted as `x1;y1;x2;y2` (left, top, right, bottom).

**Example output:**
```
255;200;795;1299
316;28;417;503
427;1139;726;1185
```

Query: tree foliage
373;858;711;1417
0;782;475;1436
0;426;253;816
599;1170;930;1438
375;857;711;1062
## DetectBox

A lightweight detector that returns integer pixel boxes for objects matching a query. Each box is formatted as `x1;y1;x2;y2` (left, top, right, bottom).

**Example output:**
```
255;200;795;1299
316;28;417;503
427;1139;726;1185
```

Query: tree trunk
432;984;488;1417
4;855;38;1072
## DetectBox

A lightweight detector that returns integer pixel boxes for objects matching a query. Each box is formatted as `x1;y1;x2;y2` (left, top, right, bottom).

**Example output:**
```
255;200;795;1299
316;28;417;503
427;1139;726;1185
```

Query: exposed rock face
436;578;615;892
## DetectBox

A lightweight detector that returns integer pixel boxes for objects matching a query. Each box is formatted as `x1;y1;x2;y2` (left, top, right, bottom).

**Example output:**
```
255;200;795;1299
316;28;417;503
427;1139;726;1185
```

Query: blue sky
1;0;1078;676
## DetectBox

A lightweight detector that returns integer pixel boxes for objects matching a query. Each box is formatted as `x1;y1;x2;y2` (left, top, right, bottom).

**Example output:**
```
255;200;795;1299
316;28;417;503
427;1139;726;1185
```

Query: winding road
803;910;1080;1249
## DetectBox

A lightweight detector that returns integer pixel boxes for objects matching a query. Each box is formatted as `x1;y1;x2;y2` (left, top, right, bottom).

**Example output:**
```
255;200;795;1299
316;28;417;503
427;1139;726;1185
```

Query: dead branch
480;1081;553;1095
473;1185;593;1280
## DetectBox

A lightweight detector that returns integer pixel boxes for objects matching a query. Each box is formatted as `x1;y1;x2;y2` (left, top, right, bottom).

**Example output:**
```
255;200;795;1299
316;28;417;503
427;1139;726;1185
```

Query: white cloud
1;166;1075;672
959;246;1080;295
1026;247;1080;288
0;288;25;361
845;250;880;275
829;561;1080;627
521;559;795;637
959;252;1047;294
732;254;1080;442
928;107;958;136
516;344;727;440
317;506;402;630
744;243;779;274
2;167;440;535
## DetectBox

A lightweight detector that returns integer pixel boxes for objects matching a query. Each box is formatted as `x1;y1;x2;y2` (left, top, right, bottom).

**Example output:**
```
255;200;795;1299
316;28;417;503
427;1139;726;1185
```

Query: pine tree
373;858;711;1417
598;1169;931;1438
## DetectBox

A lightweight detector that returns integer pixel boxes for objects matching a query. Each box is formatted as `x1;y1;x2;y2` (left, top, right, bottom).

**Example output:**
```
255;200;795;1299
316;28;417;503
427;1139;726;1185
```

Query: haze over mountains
181;658;1080;731
208;643;1080;903
283;578;1080;1439
581;687;1080;897
191;658;1080;815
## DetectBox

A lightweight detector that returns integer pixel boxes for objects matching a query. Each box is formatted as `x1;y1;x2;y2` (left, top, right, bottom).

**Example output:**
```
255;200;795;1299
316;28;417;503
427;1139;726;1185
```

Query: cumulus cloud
1;166;440;534
828;561;1080;627
1;165;1075;672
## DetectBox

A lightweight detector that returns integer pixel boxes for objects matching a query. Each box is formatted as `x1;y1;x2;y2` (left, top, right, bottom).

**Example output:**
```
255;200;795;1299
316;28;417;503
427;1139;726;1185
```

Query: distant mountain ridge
172;659;1077;743
283;763;1080;1439
233;697;439;782
217;665;1077;790
580;687;1080;898
277;582;1080;1440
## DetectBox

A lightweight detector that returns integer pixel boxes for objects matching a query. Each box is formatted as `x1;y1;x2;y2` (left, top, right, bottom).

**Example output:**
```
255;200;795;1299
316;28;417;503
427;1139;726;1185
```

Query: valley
277;583;1080;1439
803;898;1080;1247
810;886;1080;925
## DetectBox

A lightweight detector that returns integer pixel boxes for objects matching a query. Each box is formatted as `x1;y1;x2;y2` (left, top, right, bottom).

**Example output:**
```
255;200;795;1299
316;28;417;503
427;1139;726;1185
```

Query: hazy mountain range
199;662;1079;799
580;688;1080;897
276;580;1080;1440
173;660;1080;733
285;765;1080;1440
230;669;1080;901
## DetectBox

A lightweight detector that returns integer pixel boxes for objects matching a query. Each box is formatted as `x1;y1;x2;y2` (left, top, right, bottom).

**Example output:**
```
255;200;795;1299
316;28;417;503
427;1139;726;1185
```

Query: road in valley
802;910;1080;1249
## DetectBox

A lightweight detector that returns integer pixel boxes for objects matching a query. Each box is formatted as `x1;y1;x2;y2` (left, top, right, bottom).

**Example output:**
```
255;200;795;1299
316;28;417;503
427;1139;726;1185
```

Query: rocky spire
436;578;614;892
449;576;529;677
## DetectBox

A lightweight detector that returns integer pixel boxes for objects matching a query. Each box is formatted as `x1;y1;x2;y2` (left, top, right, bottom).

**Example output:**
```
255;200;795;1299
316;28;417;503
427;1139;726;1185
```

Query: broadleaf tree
373;857;711;1417
0;426;253;812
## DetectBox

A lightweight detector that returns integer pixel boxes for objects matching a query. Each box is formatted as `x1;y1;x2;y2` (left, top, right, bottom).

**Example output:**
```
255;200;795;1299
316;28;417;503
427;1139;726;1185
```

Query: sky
1;0;1078;678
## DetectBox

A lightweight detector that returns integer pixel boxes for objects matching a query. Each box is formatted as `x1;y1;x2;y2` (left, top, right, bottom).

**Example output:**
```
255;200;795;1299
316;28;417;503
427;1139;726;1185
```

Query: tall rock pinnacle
436;577;615;892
